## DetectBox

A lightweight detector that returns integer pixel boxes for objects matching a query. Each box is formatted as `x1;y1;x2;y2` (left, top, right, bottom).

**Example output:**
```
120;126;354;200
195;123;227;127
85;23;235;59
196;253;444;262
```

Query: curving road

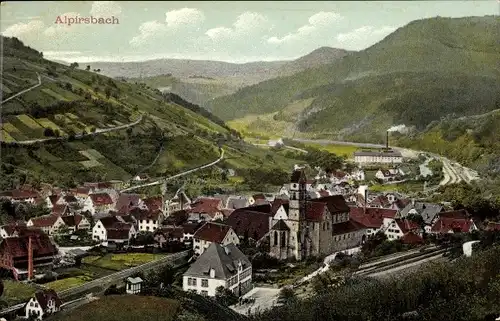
120;148;225;193
289;138;479;185
2;114;144;145
1;73;41;104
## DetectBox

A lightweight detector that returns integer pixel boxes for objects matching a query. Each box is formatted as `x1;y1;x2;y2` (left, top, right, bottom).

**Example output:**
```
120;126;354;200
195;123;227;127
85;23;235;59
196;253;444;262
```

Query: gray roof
354;150;402;157
226;197;249;210
184;243;251;280
400;202;443;224
127;277;143;284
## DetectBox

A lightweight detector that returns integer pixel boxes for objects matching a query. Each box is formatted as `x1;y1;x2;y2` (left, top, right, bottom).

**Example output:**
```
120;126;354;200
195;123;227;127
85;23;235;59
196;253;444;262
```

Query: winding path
120;148;225;192
1;73;41;104
2;114;144;145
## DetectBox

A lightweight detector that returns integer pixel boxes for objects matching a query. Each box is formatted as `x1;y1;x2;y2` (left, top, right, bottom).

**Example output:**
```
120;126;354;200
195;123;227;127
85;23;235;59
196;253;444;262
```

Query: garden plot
17;114;43;130
37;118;66;135
82;253;166;271
65;112;80;120
41;88;69;101
1;130;16;142
79;149;103;168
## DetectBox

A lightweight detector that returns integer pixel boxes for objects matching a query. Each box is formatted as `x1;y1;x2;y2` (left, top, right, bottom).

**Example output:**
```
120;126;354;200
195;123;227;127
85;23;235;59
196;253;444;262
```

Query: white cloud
336;26;396;49
268;11;342;44
43;12;83;38
165;8;205;28
205;12;270;41
1;20;44;39
129;20;168;47
90;1;122;17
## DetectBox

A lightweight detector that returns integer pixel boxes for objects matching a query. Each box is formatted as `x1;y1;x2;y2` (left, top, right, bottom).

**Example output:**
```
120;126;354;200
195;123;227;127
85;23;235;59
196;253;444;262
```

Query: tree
86;65;91;71
69;62;79;69
43;128;55;137
105;87;112;99
277;287;297;305
215;286;238;306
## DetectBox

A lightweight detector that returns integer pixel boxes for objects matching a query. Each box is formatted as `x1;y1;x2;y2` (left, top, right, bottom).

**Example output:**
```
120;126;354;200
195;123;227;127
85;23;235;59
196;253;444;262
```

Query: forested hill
209;16;500;143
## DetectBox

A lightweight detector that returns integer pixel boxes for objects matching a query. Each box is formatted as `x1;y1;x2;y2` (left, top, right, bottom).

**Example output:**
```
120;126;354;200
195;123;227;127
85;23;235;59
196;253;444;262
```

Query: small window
201;290;208;296
202;279;208;287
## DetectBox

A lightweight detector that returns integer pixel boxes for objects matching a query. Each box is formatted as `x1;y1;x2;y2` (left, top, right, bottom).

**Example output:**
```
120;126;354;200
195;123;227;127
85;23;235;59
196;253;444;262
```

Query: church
269;169;362;261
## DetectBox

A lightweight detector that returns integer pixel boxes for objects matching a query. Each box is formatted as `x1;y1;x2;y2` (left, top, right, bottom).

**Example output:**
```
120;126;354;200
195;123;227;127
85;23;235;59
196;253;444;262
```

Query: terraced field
37;118;66;135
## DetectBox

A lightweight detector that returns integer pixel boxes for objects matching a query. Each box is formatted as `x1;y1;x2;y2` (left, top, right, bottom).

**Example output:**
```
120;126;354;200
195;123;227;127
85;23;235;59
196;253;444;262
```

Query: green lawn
370;181;424;193
82;253;167;271
45;275;93;292
2;280;37;305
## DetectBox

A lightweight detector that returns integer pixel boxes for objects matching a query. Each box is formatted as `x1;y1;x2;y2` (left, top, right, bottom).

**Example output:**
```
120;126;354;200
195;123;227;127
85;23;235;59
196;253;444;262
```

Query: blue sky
1;1;497;63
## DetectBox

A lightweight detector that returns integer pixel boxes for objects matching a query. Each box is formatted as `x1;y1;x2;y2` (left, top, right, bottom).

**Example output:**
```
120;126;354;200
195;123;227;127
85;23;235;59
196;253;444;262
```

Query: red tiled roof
395;219;420;234
270;199;288;215
35;289;62;310
182;222;202;235
309;195;350;214
437;209;469;220
193;222;232;243
99;216;122;229
252;194;266;200
1;222;27;236
155;226;184;239
349;207;398;228
305;202;327;222
331;220;365;235
76;187;90;195
52;204;69;216
115;193;142;214
370;195;391;208
225;209;271;241
90;193;113;206
0;230;57;259
0;189;39;199
107;228;130;240
143;196;163;212
60;214;85;227
485;222;500;231
222;209;234;218
189;197;222;217
29;215;59;228
431;217;474;233
130;208;161;221
401;232;424;245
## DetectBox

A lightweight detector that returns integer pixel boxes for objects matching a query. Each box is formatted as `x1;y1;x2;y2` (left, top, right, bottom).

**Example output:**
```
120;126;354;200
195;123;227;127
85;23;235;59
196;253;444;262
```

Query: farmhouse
25;289;62;320
92;216;136;244
183;243;252;297
130;208;163;232
0;229;58;280
192;222;239;256
60;214;91;233
27;215;66;236
82;193;114;215
188;197;224;222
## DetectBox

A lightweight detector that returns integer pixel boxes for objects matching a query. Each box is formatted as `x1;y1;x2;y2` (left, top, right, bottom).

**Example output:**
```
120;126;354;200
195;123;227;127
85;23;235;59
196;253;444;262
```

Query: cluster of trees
252;244;500;321
0;199;50;224
300;148;344;173
241;167;289;191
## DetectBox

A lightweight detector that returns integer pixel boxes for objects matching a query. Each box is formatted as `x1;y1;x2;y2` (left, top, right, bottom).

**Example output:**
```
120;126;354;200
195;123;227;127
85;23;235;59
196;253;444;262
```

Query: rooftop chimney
386;131;389;149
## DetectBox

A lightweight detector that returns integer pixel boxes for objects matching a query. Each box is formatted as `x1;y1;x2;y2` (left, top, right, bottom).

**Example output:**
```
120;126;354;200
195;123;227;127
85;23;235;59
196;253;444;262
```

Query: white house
82;193;114;215
183;243;252;297
382;217;421;241
25;290;61;320
192;222;239;256
27;215;66;236
131;208;162;232
92;216;136;243
60;214;91;233
126;277;143;294
375;169;397;182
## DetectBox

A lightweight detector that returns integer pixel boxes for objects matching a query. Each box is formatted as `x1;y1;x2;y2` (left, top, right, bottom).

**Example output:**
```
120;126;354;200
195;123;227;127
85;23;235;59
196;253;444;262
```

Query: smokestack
386;131;389;149
28;236;33;280
364;188;368;214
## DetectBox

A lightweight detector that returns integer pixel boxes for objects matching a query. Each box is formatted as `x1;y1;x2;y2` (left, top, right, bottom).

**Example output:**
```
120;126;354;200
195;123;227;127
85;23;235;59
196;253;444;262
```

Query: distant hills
209;16;500;143
81;47;349;106
0;36;300;189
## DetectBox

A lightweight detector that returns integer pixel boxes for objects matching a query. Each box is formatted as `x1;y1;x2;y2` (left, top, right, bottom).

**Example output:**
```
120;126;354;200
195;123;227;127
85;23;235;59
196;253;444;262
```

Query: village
0;145;498;320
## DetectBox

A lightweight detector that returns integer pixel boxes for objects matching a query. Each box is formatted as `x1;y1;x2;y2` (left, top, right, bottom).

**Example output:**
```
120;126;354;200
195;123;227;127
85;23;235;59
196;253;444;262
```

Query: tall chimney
386;131;389;149
28;236;33;280
364;189;368;214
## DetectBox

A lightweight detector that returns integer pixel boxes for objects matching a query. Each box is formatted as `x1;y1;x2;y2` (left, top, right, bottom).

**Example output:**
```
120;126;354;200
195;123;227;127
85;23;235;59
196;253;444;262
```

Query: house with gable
27;215;66;236
0;222;27;238
0;189;39;205
349;207;399;238
375;169;397;182
224;207;272;244
114;193;146;215
82;193;114;215
130;208;163;232
188;197;224;222
400;201;443;227
92;216;137;244
382;217;422;240
429;209;478;234
183;242;252;297
25;289;62;320
192;222;239;256
60;214;91;233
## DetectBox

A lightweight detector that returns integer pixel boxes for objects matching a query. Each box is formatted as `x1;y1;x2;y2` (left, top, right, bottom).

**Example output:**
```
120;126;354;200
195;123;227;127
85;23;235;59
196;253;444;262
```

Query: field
51;295;180;321
16;114;43;130
45;275;94;292
370;181;424;193
82;253;166;271
1;130;16;142
2;280;37;305
37;117;66;135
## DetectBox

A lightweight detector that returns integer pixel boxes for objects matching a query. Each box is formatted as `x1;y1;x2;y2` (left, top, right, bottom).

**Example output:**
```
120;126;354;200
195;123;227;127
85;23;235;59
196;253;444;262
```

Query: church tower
288;169;307;260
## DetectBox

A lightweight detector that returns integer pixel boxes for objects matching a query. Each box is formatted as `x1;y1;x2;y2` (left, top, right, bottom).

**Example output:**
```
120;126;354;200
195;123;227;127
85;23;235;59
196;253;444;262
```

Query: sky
1;1;497;63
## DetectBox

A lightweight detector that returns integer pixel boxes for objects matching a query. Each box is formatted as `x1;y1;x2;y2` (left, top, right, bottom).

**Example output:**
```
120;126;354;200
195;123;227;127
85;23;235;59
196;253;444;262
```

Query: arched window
274;231;278;245
281;232;286;248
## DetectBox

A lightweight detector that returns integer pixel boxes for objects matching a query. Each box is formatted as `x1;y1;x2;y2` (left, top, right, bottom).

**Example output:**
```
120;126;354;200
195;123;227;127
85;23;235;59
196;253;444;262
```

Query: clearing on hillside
51;295;180;321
